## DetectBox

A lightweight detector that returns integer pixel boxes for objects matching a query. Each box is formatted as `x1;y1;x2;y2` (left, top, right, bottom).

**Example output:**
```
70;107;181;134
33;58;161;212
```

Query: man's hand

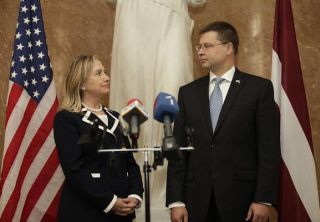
246;202;271;222
171;206;188;222
111;198;135;216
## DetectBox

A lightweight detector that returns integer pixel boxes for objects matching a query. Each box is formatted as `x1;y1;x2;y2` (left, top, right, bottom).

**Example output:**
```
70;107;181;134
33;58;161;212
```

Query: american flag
0;0;64;221
271;0;320;221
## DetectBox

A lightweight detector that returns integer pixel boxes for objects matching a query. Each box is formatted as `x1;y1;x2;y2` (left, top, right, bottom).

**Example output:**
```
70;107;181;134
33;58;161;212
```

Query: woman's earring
81;86;85;91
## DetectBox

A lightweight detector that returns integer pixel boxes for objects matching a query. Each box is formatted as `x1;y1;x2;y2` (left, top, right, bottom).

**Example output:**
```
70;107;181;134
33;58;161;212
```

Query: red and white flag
271;0;320;221
0;0;64;221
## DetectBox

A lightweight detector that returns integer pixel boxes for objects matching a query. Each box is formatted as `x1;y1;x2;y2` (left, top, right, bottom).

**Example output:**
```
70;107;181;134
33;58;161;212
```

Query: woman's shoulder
55;109;82;121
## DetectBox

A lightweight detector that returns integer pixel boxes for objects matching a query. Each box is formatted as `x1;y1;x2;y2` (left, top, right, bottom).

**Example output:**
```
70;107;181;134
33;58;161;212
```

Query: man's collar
209;66;235;83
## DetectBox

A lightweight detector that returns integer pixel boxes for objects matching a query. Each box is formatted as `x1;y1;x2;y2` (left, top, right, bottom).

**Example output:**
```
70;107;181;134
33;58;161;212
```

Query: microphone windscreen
127;98;143;106
121;98;149;123
153;92;179;123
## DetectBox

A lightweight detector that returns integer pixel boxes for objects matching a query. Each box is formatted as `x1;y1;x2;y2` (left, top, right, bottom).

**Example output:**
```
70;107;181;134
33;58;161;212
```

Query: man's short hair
200;21;239;54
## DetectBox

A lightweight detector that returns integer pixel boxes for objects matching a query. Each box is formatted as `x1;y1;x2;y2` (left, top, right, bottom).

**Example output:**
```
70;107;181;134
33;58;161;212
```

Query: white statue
107;1;206;221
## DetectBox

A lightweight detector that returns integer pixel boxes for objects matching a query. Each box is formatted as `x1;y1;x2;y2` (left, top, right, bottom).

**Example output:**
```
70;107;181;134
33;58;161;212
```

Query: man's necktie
210;78;224;131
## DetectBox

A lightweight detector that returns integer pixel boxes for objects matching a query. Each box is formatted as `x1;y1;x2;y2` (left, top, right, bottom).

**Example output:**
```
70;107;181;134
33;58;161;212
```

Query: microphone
121;98;149;148
153;92;180;160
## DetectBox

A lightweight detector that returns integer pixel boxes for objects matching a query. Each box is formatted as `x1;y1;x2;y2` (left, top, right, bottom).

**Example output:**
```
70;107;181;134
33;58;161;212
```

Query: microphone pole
129;114;139;148
121;98;151;222
143;151;151;222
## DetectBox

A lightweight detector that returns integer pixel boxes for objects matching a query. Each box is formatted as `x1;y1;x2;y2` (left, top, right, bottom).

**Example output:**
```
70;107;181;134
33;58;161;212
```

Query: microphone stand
143;149;151;222
98;146;194;222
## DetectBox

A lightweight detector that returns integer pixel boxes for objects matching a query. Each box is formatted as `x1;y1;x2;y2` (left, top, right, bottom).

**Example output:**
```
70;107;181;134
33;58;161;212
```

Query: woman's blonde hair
60;55;97;112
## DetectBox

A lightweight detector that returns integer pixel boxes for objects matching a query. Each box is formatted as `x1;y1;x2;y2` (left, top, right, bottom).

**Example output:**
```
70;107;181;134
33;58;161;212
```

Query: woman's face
82;59;110;99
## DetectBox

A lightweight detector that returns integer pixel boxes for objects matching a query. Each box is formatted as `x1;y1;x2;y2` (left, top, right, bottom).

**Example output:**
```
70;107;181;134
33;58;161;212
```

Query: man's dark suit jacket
166;69;281;222
54;107;143;222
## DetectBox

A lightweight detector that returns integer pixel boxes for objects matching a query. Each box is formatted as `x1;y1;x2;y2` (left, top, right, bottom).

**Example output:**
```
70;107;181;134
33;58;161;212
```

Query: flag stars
21;5;28;13
39;63;46;71
31;4;37;12
37;51;45;59
33;91;40;98
19;55;26;62
26;29;31;36
11;70;18;78
34;28;41;35
16;22;19;28
29;54;34;61
30;66;35;73
42;75;49;83
28;41;32;49
11;60;15;67
35;40;43;47
32;16;39;23
32;78;37;85
15;32;22;39
22;67;28;75
23;17;30;24
17;43;24;50
24;80;29;87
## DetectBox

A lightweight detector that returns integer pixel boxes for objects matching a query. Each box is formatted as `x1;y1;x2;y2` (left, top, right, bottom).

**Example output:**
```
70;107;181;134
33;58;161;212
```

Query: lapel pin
235;80;241;84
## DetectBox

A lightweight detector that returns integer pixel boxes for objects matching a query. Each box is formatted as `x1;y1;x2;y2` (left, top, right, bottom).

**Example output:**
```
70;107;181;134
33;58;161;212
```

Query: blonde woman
54;55;143;222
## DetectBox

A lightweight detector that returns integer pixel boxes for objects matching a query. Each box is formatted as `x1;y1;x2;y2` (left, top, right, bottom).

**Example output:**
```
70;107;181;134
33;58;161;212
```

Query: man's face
197;31;229;70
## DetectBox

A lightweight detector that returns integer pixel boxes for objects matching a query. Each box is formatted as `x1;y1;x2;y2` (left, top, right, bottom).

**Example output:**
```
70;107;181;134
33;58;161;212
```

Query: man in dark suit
166;21;280;222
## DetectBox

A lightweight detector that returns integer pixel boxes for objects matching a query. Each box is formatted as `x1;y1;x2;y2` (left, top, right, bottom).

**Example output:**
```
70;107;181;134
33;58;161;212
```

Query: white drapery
108;0;206;221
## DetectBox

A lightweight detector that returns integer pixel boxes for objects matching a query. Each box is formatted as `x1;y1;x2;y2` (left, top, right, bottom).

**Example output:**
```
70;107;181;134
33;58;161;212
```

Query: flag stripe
40;183;62;222
273;0;313;149
20;147;60;222
30;165;64;221
0;82;56;205
5;83;23;128
12;134;57;222
2;84;28;172
1;101;58;221
279;83;319;221
278;162;310;221
3;86;30;153
0;98;37;197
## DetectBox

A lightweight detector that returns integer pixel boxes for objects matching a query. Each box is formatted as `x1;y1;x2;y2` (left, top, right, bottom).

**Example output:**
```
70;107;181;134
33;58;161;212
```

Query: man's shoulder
237;70;272;86
180;74;208;90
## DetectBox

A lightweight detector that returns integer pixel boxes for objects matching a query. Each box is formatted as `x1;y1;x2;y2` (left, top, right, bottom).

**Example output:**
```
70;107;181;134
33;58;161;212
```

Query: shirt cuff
104;195;117;213
128;194;143;208
259;202;272;207
168;201;186;209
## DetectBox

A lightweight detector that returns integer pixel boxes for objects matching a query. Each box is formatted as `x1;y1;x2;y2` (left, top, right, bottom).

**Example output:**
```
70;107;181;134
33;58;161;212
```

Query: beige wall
0;0;319;215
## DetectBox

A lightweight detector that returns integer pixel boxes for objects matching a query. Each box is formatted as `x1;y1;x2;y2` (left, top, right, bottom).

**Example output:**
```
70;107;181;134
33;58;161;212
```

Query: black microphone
121;98;148;148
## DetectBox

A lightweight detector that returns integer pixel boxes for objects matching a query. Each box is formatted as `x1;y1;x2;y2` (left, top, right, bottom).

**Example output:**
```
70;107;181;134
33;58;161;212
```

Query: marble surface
0;0;319;221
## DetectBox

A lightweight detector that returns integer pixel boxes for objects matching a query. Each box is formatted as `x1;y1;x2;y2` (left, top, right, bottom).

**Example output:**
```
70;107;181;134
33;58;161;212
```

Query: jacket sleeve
254;80;281;205
166;87;189;206
126;152;144;197
54;110;115;211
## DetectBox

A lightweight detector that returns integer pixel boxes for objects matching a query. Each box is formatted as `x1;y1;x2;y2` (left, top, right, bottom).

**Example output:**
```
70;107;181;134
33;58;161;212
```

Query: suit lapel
81;107;119;139
213;69;246;136
197;74;214;135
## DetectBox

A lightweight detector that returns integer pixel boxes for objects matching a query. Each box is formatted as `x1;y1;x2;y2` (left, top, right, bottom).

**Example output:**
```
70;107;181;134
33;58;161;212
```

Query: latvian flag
271;0;320;221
